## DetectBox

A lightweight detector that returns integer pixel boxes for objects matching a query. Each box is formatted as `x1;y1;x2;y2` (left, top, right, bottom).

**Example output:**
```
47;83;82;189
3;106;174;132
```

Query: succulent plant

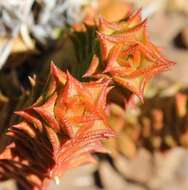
104;86;188;159
139;88;188;151
0;8;175;190
0;63;115;190
82;9;175;102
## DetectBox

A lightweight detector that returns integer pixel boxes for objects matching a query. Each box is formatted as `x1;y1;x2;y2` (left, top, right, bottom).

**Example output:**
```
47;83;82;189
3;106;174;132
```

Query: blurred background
1;0;188;190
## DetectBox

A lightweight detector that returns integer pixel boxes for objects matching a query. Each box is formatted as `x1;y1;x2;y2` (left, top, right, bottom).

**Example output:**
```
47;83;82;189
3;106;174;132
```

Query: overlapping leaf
84;9;175;101
0;63;115;190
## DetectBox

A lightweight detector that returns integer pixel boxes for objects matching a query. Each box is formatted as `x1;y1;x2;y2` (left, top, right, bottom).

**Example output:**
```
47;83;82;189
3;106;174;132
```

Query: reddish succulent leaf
83;54;99;77
103;44;123;73
127;9;142;27
15;110;43;130
33;93;60;132
45;126;60;154
50;62;67;85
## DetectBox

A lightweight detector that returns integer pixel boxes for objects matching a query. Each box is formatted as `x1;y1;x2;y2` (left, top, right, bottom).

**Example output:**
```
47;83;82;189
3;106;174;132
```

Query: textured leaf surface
0;64;114;190
84;10;175;101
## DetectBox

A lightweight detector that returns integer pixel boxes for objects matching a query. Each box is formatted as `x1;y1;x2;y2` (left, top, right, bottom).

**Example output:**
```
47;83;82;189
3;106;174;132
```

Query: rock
47;165;98;190
149;148;188;190
98;161;128;190
114;149;153;184
0;180;17;190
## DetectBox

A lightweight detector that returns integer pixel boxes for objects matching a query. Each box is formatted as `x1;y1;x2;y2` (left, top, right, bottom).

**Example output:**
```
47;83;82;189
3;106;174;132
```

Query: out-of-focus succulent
31;0;98;44
139;88;188;151
105;103;140;158
104;85;188;159
0;0;97;68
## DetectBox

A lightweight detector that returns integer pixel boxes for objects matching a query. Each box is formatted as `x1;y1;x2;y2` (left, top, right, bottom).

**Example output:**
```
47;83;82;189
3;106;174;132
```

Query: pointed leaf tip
50;63;67;85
